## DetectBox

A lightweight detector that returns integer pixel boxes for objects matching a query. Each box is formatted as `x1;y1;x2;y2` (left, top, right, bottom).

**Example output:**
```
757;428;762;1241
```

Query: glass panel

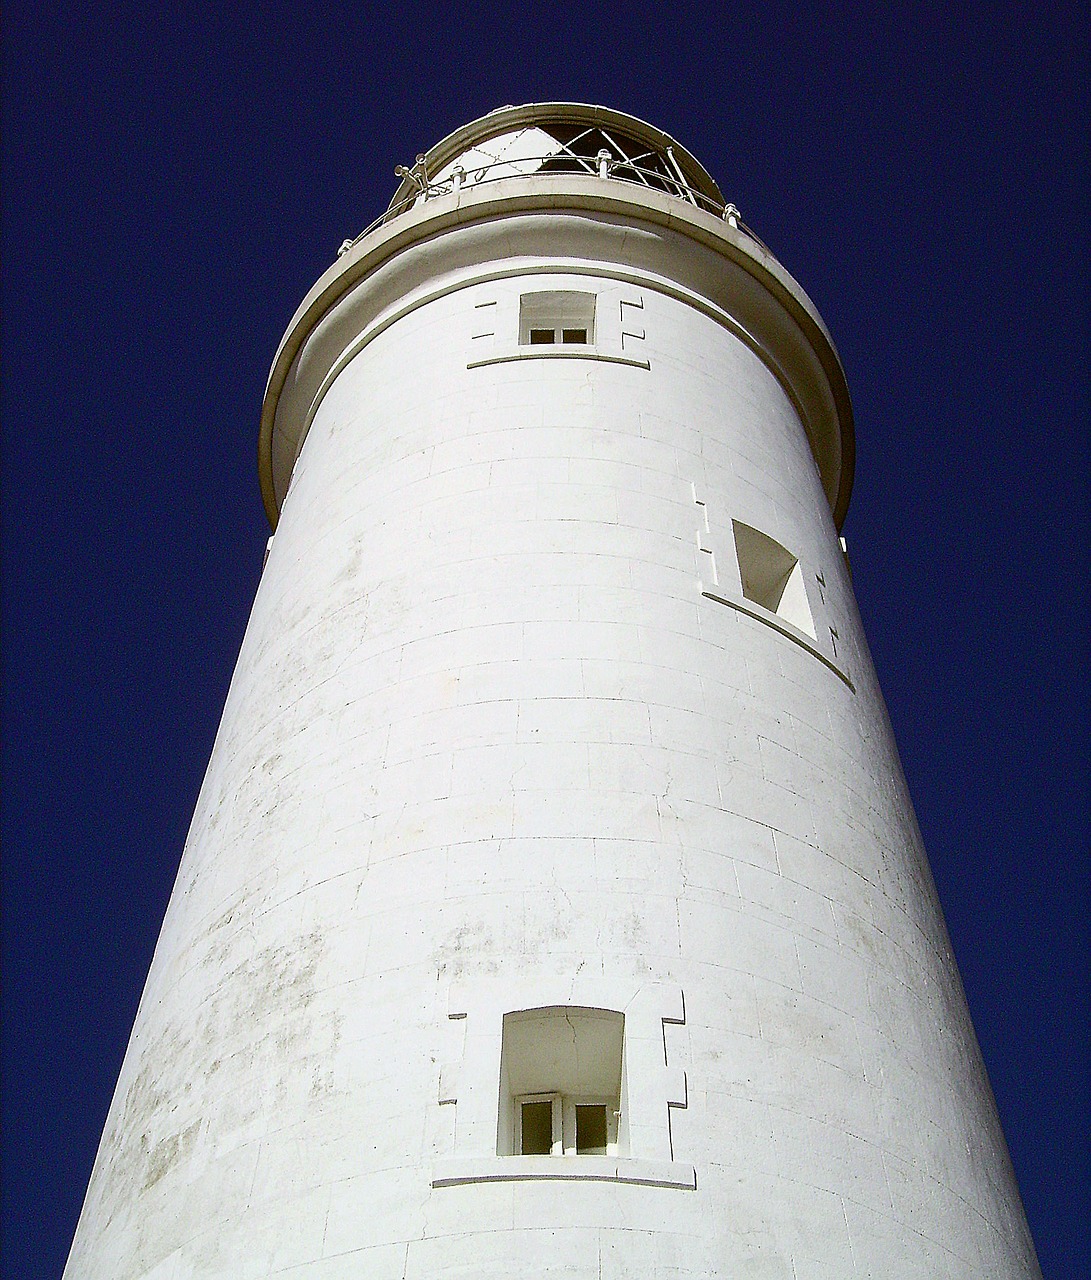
529;328;556;345
521;1100;553;1154
561;328;587;344
575;1104;608;1155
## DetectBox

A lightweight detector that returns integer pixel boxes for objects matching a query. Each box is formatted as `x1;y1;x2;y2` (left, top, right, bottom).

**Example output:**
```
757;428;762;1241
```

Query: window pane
575;1104;608;1154
521;1101;553;1154
520;292;596;345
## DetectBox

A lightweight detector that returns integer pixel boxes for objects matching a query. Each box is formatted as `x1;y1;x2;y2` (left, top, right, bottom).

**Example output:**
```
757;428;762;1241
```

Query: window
431;983;695;1189
732;520;816;638
499;1007;623;1157
575;1103;609;1154
519;291;596;346
518;1095;558;1154
513;1092;617;1156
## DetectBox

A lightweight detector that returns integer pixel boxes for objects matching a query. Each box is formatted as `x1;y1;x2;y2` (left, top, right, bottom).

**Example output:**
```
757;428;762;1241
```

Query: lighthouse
65;103;1040;1278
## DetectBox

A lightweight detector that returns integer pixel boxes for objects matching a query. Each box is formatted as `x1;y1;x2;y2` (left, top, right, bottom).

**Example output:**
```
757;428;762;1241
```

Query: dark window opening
575;1104;608;1155
521;1100;554;1154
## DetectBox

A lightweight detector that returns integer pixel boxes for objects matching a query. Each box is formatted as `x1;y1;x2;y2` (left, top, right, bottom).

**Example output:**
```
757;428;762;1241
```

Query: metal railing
335;153;770;259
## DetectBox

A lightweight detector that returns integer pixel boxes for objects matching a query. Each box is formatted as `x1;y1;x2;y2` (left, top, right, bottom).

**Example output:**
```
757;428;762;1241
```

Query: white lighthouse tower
66;104;1040;1278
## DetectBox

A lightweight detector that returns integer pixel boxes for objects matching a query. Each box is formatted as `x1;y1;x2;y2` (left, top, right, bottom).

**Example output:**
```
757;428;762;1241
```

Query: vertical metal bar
665;145;697;205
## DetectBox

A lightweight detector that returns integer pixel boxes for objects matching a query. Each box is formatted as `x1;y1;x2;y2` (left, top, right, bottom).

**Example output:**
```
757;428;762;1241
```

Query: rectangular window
519;291;596;346
519;1096;559;1154
500;1007;623;1157
575;1104;608;1154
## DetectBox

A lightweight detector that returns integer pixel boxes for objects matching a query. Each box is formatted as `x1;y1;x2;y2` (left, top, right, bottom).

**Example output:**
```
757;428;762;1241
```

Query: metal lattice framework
336;106;762;259
516;122;701;198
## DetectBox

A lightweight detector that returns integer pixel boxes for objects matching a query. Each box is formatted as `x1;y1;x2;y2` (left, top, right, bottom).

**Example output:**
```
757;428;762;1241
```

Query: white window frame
565;1095;618;1156
515;1091;619;1157
516;1092;562;1155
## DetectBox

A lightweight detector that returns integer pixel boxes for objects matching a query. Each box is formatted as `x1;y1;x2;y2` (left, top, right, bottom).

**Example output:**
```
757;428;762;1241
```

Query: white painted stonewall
65;104;1041;1279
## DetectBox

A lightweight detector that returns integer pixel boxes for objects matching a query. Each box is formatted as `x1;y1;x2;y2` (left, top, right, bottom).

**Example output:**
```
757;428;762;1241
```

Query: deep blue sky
2;4;1087;1277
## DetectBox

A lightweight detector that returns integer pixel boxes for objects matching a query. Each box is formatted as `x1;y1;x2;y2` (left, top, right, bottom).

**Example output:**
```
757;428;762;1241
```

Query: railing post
451;164;464;194
415;153;429;196
394;153;431;199
722;203;740;229
596;148;611;180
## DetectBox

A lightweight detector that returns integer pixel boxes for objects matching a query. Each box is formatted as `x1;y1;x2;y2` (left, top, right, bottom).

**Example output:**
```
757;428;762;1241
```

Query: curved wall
65;203;1039;1279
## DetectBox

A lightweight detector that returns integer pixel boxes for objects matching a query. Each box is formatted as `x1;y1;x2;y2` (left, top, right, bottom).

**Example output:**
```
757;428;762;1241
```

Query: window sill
431;1156;696;1189
701;589;855;691
467;349;650;371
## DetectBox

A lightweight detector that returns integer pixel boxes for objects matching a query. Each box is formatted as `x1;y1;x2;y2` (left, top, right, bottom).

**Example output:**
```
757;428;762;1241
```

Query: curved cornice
260;175;854;531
